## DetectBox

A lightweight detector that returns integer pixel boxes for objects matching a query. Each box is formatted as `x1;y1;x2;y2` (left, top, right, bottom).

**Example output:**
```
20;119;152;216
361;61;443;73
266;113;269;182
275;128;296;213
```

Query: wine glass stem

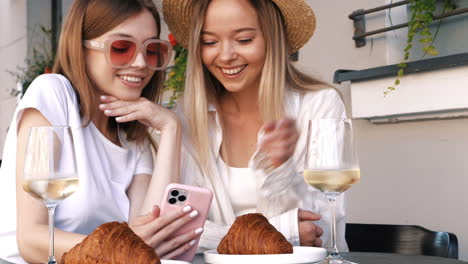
47;205;57;264
328;195;340;259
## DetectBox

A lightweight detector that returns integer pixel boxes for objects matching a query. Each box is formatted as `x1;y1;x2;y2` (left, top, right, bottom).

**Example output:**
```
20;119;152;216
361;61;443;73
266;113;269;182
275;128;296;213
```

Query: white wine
23;177;79;205
303;169;360;194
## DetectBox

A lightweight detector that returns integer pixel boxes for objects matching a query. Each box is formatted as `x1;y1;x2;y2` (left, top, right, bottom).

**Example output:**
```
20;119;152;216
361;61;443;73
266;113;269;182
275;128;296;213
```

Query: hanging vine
385;0;455;95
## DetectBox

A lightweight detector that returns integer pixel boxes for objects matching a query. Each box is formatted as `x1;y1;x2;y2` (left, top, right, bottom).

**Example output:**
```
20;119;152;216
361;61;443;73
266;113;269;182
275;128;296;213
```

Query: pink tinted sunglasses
83;36;172;70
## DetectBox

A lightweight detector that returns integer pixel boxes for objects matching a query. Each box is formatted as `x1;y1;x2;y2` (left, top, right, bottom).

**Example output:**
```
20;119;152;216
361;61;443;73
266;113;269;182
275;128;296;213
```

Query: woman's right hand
257;118;299;169
298;209;323;247
130;205;203;259
99;95;180;132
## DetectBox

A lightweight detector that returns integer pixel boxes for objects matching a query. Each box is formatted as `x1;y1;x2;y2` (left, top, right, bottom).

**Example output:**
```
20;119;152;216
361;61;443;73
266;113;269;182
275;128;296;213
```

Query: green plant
8;26;55;97
164;33;187;107
385;0;455;95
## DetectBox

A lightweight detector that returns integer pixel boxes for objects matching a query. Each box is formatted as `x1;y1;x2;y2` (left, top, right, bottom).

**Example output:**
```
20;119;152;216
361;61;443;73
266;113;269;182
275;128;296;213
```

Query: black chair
345;223;458;259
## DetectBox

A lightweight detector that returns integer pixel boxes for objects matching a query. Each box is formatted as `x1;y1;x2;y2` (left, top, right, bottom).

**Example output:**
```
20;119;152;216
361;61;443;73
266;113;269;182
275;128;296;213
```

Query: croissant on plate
61;222;160;264
217;213;293;255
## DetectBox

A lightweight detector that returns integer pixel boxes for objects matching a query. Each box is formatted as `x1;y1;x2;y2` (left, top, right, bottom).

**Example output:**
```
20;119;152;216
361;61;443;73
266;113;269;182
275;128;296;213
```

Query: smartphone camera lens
178;195;187;202
170;190;179;197
168;198;177;204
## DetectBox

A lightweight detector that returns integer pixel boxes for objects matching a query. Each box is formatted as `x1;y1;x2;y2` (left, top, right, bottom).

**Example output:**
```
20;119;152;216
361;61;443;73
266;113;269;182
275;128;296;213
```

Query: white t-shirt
0;74;153;263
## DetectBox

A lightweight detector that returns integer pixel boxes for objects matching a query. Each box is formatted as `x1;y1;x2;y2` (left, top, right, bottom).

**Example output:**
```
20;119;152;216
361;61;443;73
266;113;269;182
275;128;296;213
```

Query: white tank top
220;159;257;216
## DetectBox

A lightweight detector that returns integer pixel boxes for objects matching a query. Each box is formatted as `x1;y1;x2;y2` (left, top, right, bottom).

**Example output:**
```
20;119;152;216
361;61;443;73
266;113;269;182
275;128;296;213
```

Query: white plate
161;260;191;264
204;246;327;264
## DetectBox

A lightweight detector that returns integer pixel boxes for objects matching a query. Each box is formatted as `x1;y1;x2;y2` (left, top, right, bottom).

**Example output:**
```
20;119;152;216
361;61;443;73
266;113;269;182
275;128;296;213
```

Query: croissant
61;222;160;264
217;213;293;254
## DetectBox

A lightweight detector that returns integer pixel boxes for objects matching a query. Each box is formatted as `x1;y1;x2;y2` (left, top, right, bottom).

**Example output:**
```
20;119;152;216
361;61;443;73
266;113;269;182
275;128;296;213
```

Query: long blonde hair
53;0;164;146
183;0;327;176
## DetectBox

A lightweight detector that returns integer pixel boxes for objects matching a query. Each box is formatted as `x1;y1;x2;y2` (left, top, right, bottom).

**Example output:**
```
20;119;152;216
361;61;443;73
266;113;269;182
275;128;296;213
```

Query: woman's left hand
258;118;299;168
99;95;180;131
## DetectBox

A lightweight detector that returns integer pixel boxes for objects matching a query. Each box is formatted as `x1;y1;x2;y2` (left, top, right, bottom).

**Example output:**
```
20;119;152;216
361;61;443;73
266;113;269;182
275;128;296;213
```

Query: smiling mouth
118;75;143;84
220;65;247;76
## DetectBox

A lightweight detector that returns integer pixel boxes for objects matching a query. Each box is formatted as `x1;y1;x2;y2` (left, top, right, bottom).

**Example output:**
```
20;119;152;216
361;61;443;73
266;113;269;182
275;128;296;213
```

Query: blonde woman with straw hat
165;0;350;252
100;0;349;254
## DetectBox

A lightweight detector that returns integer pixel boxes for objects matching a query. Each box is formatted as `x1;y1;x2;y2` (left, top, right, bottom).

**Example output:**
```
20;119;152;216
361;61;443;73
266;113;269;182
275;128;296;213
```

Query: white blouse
178;85;349;253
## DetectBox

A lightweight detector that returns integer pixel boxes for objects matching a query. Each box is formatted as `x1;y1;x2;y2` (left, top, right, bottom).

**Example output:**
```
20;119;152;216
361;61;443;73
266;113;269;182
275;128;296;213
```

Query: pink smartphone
160;183;213;262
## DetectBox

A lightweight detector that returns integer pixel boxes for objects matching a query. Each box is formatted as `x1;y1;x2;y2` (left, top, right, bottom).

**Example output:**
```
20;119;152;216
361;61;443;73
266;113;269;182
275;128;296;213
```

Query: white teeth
120;75;143;83
221;65;245;75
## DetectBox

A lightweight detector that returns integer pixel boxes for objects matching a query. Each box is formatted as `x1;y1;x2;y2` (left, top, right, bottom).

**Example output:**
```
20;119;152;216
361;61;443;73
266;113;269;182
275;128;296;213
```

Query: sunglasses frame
83;36;173;71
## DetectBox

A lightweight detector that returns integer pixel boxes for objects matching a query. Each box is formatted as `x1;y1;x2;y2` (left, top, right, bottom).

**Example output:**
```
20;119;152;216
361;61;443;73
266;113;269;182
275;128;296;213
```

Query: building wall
0;0;27;158
303;0;468;260
27;0;52;58
1;0;54;159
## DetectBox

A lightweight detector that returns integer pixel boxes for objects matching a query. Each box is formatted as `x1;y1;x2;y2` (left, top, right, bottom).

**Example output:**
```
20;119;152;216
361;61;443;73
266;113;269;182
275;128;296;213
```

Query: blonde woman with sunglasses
0;0;203;263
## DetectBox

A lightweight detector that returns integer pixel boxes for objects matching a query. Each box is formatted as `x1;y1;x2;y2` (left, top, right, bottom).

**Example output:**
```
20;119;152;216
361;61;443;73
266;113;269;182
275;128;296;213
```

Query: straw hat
163;0;316;54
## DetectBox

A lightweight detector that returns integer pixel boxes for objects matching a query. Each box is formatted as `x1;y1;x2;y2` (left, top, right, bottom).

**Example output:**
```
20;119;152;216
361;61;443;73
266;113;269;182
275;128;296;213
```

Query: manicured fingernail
195;227;204;235
189;210;198;218
100;95;107;100
115;117;122;122
99;104;105;110
183;205;192;213
104;110;112;114
189;240;196;246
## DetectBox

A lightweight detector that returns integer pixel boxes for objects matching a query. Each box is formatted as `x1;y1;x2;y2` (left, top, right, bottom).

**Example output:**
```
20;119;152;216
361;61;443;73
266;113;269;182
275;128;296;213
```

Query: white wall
303;0;468;260
0;0;27;158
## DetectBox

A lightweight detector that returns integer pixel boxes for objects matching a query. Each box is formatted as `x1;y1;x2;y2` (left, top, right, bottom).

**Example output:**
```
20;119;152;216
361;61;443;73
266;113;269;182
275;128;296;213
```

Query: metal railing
350;1;468;47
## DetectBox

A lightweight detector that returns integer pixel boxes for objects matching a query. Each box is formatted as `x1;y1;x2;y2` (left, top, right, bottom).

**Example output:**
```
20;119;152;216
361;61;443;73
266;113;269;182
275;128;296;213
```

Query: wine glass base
318;256;357;264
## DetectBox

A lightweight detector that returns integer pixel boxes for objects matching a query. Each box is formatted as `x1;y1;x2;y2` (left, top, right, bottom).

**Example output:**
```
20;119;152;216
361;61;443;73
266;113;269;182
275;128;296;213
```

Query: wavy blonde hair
183;0;328;176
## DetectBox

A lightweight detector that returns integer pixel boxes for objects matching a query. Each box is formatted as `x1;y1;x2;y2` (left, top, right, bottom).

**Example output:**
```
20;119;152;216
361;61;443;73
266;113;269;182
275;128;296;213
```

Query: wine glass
304;119;360;264
23;126;79;264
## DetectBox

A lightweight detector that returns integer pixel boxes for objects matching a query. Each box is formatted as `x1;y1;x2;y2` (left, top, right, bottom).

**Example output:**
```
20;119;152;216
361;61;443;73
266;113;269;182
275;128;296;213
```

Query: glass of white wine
23;126;79;264
304;119;360;264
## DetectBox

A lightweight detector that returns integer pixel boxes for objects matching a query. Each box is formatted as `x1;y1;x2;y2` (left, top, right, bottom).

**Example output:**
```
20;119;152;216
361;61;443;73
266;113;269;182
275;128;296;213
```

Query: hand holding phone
160;183;213;262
